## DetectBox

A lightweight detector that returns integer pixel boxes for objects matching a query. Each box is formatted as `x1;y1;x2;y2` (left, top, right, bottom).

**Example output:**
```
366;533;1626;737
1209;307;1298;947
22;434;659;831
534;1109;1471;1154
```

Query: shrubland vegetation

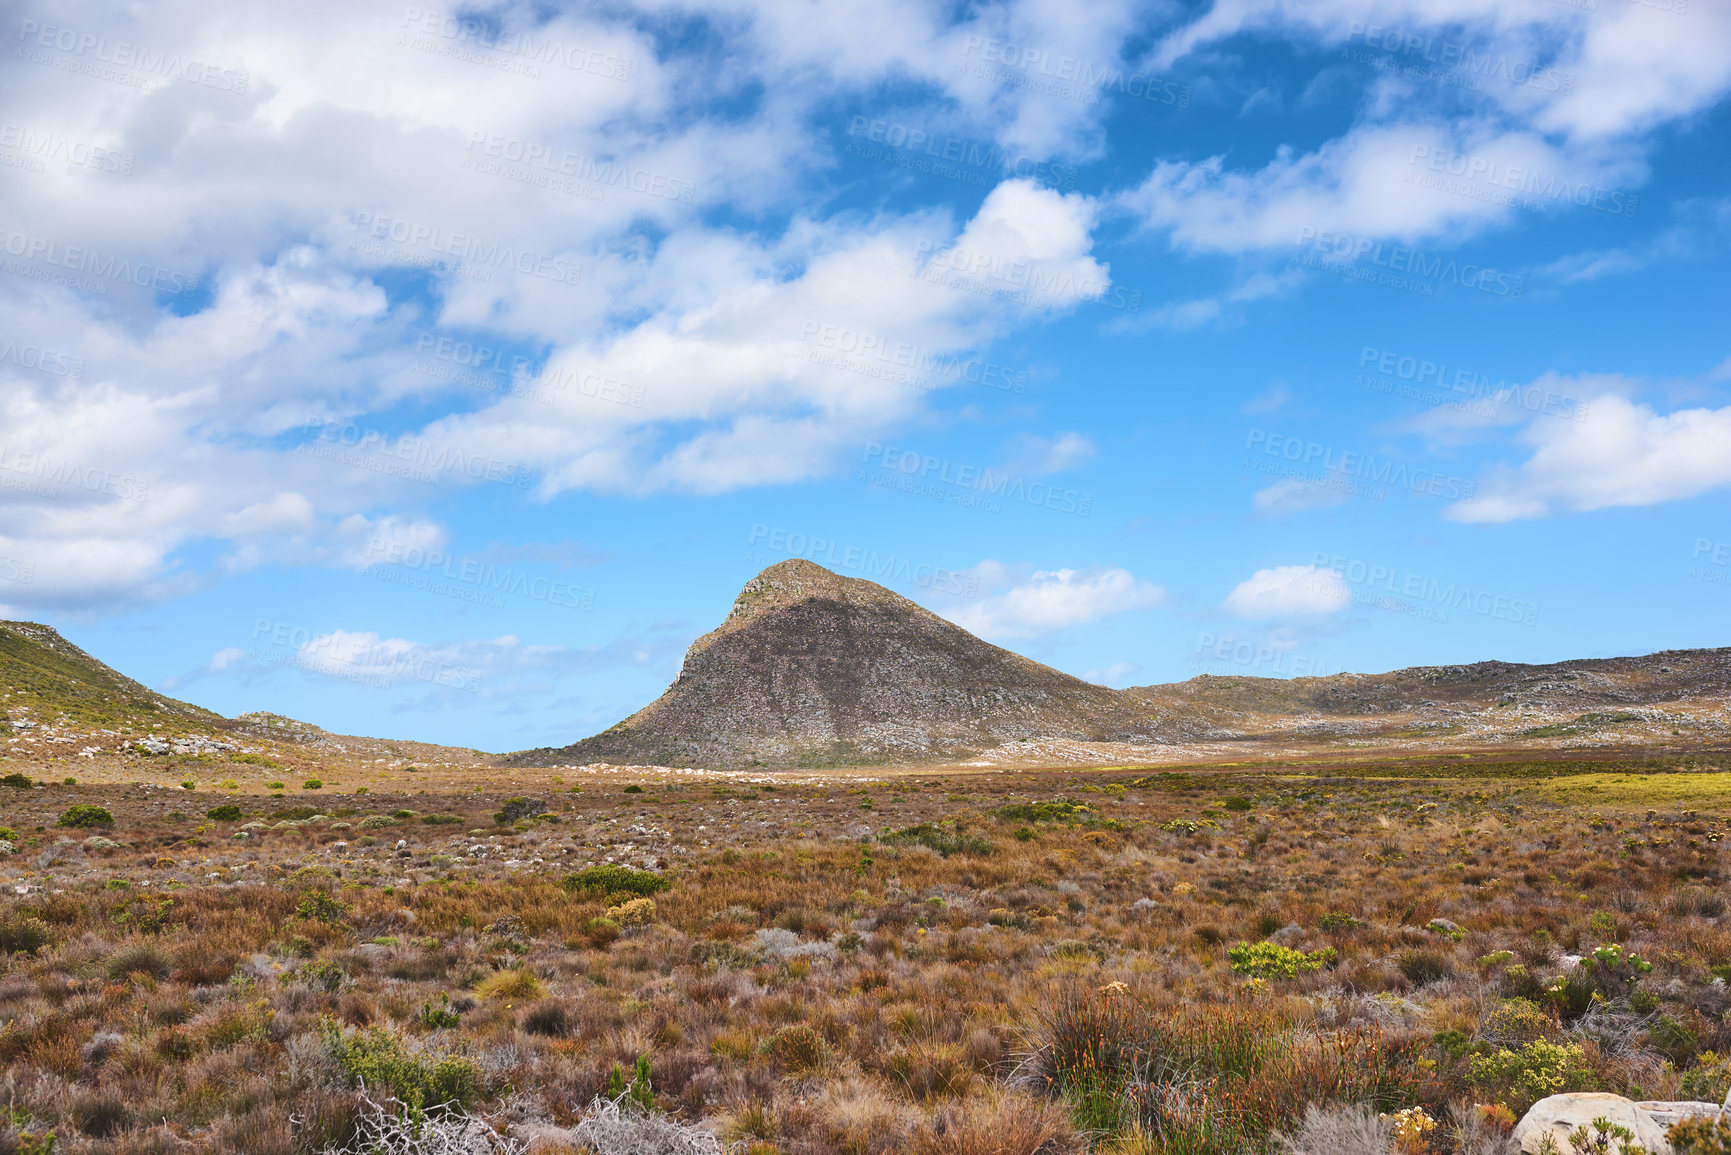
1;757;1730;1153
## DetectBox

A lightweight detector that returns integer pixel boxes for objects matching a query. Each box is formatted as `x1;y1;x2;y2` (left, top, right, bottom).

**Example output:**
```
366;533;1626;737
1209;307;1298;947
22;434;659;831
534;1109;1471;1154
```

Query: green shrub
623;784;644;794
264;781;285;790
1318;912;1361;932
62;777;76;786
1223;796;1253;812
993;800;1091;823
563;865;671;898
0;826;15;842
303;779;323;790
318;1019;480;1110
882;823;993;857
493;797;546;825
1468;1039;1589;1112
1226;941;1335;979
2;773;33;788
296;892;350;924
420;814;462;825
205;804;243;822
56;803;114;828
296;960;347;992
180;780;196;790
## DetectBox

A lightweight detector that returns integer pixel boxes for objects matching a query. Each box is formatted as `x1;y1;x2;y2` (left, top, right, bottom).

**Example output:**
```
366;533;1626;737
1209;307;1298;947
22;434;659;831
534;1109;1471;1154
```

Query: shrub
0;914;51;953
563;865;671;898
520;1000;569;1037
181;780;196;790
494;797;546;825
265;781;285;790
105;943;171;980
1468;1039;1589;1112
297;891;351;924
56;803;114;828
304;779;324;790
606;897;658;928
1396;948;1454;985
993;800;1090;823
1670;1115;1731;1155
1227;941;1335;980
476;968;545;1001
1;773;32;788
419;994;461;1029
319;1019;480;1110
584;918;622;948
882;823;993;857
297;960;348;993
764;1024;829;1073
1224;796;1253;811
0;826;15;841
1318;912;1361;933
420;814;462;825
62;776;76;786
205;804;243;822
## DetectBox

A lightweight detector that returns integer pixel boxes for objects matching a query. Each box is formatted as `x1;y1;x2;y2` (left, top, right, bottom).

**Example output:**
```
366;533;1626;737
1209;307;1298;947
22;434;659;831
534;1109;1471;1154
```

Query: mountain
0;620;229;737
504;560;1174;768
505;561;1731;769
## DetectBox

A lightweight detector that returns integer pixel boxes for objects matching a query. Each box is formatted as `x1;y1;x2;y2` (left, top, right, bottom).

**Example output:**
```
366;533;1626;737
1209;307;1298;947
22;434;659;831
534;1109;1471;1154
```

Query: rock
1512;1094;1672;1155
1636;1102;1724;1131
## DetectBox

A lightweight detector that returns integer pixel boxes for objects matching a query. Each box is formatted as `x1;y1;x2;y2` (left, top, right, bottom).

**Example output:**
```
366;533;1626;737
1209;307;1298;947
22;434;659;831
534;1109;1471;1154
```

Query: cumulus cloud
1446;394;1731;522
1124;123;1631;254
945;564;1166;639
1223;565;1350;619
1150;0;1731;142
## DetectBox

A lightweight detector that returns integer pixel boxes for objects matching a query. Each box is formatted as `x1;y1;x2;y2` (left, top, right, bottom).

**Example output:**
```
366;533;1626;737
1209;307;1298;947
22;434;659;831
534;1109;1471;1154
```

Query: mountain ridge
503;560;1731;768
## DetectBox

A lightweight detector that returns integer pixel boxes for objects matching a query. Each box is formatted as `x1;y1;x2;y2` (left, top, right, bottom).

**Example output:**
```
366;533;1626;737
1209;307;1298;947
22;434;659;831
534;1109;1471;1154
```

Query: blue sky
2;0;1728;752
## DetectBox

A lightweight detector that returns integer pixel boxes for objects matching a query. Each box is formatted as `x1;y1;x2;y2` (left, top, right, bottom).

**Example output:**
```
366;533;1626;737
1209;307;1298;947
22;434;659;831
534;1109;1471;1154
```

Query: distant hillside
503;562;1731;769
0;620;229;736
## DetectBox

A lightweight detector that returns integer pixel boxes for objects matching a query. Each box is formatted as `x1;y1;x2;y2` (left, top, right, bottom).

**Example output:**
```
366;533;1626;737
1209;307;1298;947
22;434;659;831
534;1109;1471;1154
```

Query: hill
503;560;1179;768
0;620;229;740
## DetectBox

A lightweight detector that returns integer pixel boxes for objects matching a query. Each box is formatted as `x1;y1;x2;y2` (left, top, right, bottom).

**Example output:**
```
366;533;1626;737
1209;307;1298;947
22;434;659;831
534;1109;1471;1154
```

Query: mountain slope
1;620;229;736
504;560;1170;767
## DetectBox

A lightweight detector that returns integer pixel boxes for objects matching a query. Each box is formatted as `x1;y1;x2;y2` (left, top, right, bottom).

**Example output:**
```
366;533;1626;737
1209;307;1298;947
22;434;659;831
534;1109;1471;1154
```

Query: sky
1;0;1728;753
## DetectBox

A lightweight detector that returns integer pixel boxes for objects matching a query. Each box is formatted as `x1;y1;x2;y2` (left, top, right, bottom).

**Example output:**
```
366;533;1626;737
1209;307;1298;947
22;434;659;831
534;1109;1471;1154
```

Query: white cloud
1446;394;1731;522
1223;565;1350;619
1086;660;1142;686
945;564;1166;639
1151;0;1731;142
1124;122;1625;254
1252;478;1351;515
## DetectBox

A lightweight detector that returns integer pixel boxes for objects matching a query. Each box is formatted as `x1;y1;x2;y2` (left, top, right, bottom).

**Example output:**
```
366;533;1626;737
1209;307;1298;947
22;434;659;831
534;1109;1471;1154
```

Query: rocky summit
504;559;1168;768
